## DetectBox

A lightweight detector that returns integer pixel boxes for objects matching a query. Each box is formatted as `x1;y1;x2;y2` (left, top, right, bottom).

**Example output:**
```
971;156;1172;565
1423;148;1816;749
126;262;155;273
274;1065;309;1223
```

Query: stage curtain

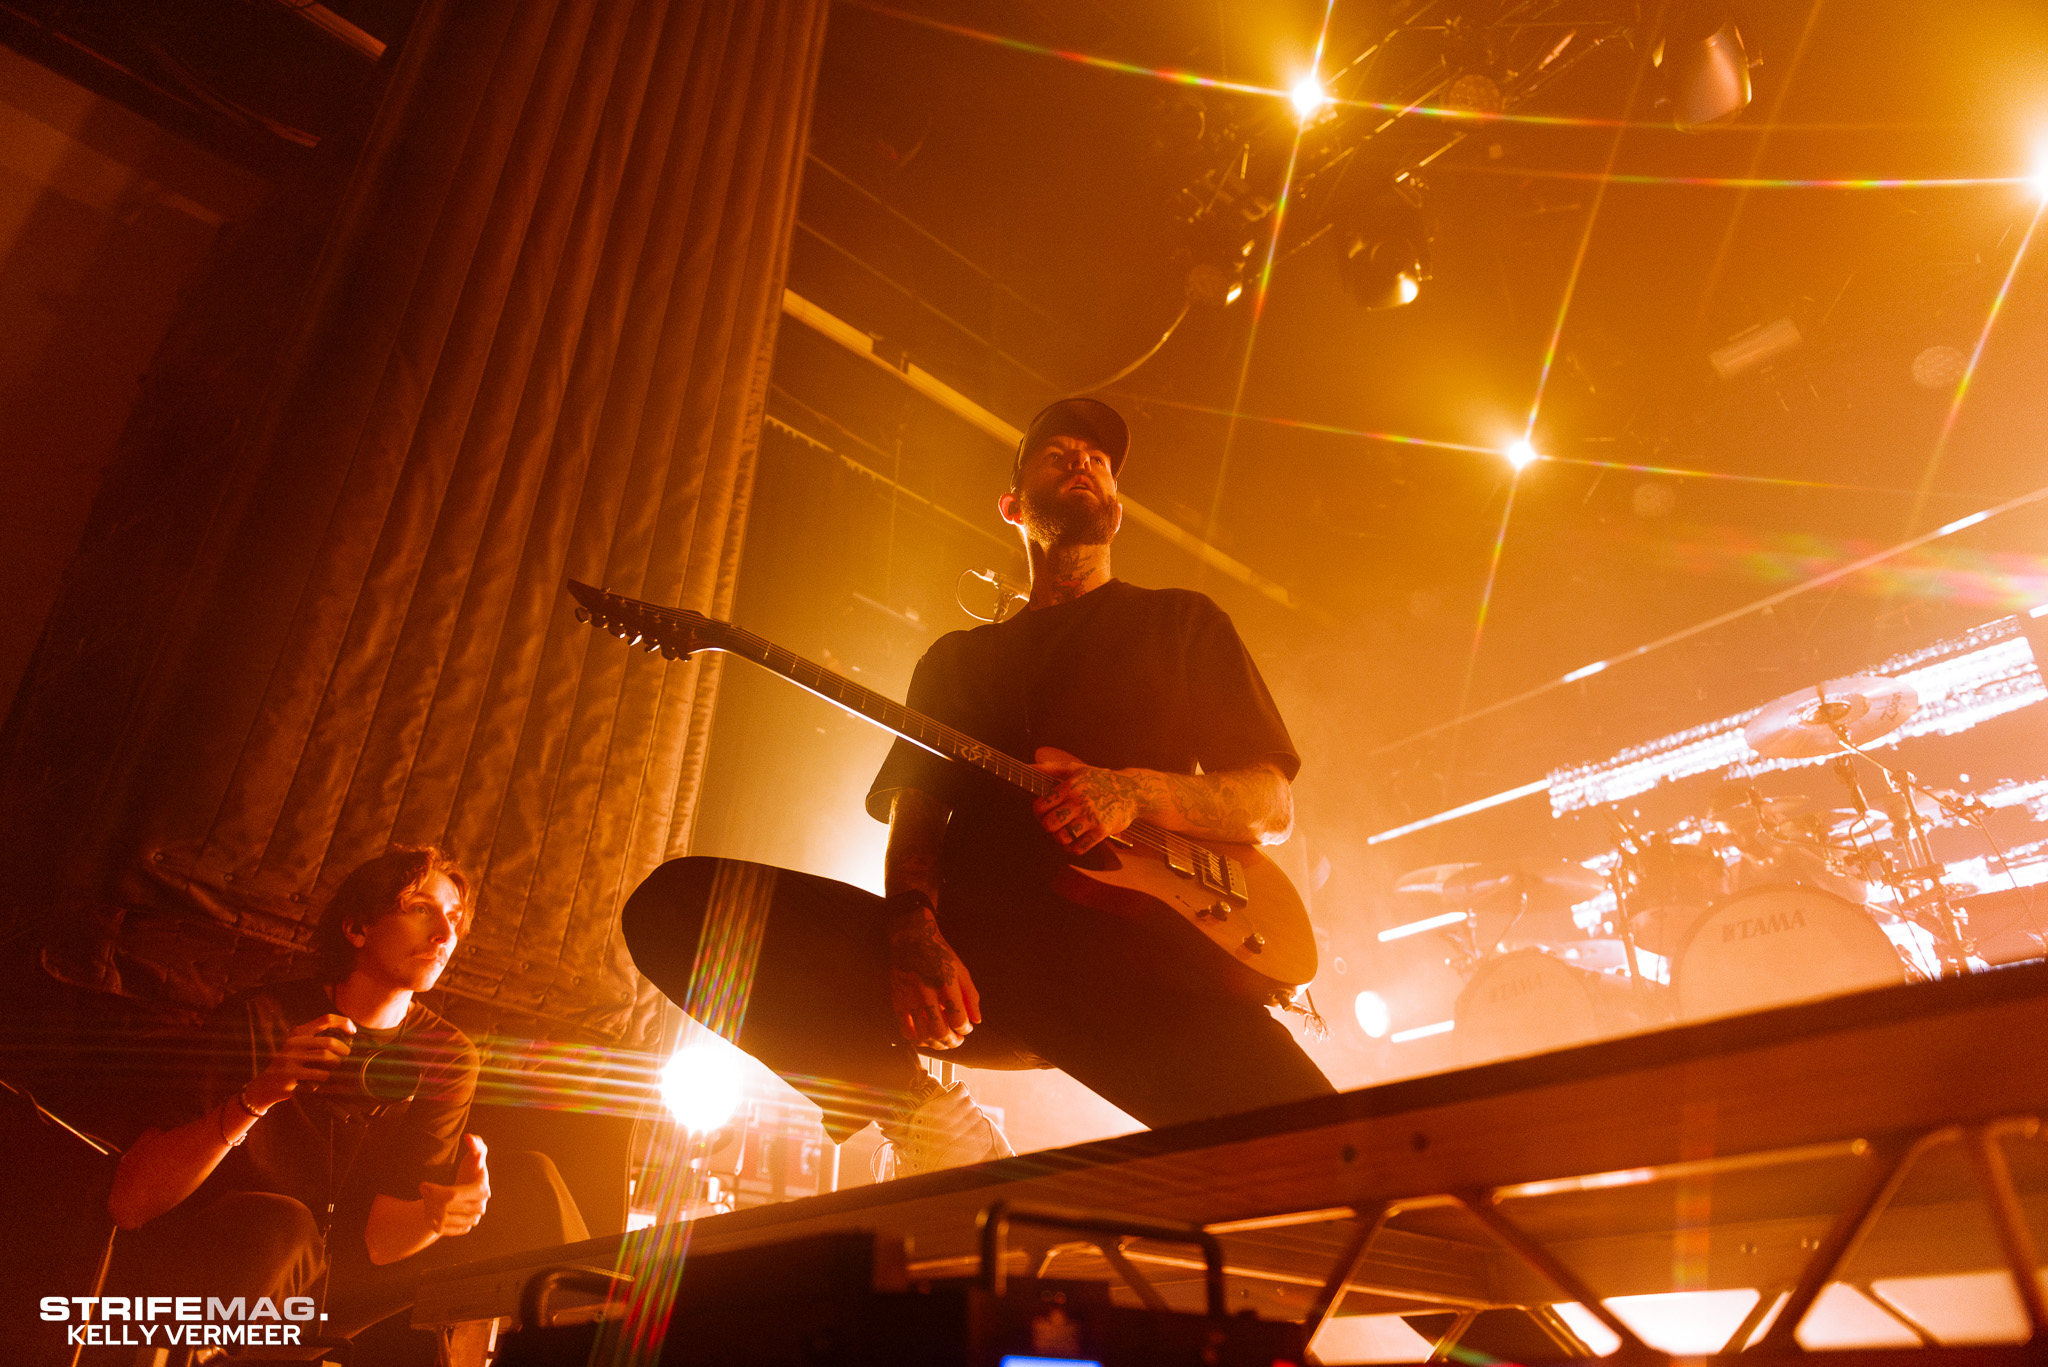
0;0;828;1042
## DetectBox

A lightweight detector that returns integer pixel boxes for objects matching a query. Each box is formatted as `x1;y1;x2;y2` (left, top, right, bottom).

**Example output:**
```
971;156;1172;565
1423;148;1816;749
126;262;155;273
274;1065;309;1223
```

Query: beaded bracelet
234;1084;267;1120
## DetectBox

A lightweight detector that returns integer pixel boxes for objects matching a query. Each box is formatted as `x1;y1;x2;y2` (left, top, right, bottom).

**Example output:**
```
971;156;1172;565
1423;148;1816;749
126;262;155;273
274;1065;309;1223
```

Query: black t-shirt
159;979;477;1227
866;580;1298;908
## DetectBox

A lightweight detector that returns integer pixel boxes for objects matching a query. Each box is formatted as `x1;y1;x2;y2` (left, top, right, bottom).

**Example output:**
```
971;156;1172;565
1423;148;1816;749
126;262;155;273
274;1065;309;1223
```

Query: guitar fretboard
716;621;1059;798
570;584;1226;885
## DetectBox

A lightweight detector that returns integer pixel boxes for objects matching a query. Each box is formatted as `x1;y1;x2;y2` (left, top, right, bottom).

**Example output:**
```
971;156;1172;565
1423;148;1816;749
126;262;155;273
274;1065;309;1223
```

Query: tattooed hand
886;898;981;1049
1032;747;1144;855
1031;747;1295;848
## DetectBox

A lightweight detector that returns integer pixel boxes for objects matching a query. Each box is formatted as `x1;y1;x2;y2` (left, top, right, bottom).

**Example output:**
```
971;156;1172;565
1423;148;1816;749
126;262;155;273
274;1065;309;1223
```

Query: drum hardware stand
1824;722;1976;975
1603;810;1652;1003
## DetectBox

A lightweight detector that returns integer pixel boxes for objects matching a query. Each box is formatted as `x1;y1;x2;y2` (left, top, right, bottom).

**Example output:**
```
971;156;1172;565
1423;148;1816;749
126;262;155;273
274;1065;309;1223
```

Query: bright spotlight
1505;438;1539;471
1353;990;1392;1039
659;1038;744;1133
1289;73;1329;124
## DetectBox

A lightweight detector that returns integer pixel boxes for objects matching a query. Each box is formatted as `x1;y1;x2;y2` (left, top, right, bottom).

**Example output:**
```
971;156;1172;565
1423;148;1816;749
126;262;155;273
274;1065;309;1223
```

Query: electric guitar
568;581;1319;991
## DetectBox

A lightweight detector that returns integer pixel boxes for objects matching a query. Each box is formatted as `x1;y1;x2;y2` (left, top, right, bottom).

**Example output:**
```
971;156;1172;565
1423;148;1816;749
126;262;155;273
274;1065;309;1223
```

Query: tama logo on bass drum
1722;907;1808;943
1486;972;1549;1005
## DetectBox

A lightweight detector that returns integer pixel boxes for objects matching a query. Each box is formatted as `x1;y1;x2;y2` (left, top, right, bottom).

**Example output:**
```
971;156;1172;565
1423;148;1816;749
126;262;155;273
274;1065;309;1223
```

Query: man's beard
1017;483;1119;546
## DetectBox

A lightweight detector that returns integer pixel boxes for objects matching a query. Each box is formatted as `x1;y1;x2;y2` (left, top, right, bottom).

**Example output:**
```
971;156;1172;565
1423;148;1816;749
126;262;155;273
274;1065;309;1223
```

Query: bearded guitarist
621;399;1332;1175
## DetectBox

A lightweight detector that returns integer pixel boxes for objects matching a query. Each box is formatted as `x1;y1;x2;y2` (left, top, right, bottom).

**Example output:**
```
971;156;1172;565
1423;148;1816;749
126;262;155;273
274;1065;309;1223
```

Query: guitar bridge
1194;848;1249;902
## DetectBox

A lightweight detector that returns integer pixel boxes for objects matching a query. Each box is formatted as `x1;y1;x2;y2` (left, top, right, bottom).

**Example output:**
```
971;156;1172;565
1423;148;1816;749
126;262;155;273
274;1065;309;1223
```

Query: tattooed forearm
885;788;950;901
1134;764;1293;844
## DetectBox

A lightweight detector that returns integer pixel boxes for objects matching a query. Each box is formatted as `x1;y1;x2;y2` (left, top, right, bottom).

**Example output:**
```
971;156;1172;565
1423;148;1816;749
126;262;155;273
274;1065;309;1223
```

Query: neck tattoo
1030;544;1109;608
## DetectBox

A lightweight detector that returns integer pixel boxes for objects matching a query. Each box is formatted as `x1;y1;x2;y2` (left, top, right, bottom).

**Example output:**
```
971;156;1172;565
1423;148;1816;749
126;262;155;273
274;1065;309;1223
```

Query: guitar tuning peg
626;632;644;646
574;607;591;624
659;645;678;660
642;640;661;653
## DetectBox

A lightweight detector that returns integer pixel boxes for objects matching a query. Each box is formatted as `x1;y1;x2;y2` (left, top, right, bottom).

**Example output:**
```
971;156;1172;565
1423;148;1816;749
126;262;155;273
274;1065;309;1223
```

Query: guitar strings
634;603;1217;876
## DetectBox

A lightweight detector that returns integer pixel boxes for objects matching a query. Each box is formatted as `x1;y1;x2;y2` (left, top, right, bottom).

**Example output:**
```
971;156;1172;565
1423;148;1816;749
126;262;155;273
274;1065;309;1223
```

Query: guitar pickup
1224;857;1249;901
1164;845;1195;878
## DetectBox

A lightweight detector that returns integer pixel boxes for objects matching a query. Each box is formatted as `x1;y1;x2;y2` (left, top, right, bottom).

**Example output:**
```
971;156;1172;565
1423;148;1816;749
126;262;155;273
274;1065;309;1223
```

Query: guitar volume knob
1241;933;1265;954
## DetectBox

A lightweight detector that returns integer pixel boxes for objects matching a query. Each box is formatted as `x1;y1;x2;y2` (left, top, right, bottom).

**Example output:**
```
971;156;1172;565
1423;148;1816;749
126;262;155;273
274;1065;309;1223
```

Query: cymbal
1743;675;1918;760
1443;858;1608;916
1394;863;1473;897
1710;792;1808;823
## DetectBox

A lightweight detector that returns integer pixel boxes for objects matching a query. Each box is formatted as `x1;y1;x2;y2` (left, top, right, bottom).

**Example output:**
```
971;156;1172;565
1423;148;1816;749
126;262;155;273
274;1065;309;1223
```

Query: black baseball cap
1013;397;1130;485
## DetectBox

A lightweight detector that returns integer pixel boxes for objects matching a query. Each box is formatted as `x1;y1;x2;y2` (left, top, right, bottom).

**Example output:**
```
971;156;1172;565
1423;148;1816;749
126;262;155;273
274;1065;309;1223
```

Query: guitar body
1052;837;1318;989
565;579;1321;994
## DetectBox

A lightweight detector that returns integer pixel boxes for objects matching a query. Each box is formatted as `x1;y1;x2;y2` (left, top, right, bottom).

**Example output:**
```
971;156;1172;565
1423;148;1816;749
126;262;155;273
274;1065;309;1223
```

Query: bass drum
1671;885;1912;1022
1454;950;1642;1066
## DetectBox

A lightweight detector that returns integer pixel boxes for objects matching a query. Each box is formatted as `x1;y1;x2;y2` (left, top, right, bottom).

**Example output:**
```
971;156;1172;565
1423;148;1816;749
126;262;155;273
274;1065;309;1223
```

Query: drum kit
1397;675;1997;1064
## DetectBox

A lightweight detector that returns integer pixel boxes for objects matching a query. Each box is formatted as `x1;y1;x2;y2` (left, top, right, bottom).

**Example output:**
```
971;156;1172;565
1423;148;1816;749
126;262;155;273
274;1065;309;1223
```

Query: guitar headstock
566;579;729;661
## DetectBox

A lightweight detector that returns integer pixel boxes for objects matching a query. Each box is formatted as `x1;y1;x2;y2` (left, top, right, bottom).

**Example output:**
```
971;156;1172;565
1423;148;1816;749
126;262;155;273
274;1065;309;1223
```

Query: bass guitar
568;580;1318;993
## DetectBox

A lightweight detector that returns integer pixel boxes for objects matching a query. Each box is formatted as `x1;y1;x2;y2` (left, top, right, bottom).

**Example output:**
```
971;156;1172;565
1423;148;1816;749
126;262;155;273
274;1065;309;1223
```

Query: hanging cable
1066;304;1191;394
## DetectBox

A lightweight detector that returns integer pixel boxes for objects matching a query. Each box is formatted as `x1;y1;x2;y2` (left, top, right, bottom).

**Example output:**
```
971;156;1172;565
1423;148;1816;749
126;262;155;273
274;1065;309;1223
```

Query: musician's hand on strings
1033;747;1142;856
887;897;980;1049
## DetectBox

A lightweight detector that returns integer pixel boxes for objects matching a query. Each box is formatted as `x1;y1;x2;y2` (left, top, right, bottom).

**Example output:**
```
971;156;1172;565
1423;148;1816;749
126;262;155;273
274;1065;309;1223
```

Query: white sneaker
874;1079;1015;1179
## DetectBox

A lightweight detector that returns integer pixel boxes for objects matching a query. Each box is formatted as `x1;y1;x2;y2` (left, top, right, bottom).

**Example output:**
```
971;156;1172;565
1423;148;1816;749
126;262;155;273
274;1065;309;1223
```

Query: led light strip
1377;910;1468;943
1365;778;1552;846
1548;614;2046;814
1367;607;2048;844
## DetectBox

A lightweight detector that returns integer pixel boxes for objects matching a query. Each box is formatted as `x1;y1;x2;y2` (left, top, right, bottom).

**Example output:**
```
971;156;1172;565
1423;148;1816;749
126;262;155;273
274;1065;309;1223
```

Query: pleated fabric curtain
0;0;828;1042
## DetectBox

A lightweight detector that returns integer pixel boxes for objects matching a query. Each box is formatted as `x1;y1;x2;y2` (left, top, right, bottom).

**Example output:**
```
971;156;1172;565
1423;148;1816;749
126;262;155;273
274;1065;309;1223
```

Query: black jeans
621;856;1334;1144
99;1150;585;1356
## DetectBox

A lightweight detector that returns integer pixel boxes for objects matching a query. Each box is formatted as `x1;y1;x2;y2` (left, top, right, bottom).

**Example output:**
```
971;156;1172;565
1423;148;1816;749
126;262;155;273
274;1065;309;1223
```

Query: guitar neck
698;621;1059;801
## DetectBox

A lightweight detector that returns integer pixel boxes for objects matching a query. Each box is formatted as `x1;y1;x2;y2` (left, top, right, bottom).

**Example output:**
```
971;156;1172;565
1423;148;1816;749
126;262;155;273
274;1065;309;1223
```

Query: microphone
957;568;1030;623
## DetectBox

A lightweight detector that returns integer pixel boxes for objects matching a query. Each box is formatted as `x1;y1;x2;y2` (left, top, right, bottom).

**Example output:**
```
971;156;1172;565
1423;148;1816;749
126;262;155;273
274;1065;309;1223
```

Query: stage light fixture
1337;181;1430;310
1709;316;1802;380
659;1038;744;1133
1353;990;1392;1039
1289;72;1330;125
1653;6;1752;130
1443;71;1503;117
1505;438;1539;471
1184;258;1246;307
